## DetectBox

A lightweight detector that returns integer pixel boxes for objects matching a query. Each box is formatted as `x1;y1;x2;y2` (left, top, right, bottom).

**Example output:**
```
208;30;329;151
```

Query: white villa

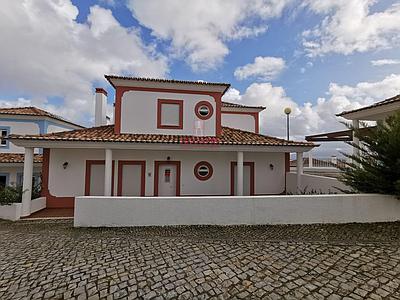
9;76;315;217
0;107;83;188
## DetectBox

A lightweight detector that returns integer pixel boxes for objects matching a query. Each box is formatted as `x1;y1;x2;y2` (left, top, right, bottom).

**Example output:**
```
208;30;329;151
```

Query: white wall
30;197;46;214
74;194;400;227
48;149;286;198
0;120;39;153
0;197;46;221
221;113;255;132
121;90;216;136
286;172;350;194
0;203;21;221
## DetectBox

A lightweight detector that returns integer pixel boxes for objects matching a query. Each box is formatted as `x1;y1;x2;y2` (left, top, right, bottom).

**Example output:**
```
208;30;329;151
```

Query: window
16;173;41;188
0;175;7;188
157;99;184;129
194;161;213;181
0;128;9;147
195;101;213;120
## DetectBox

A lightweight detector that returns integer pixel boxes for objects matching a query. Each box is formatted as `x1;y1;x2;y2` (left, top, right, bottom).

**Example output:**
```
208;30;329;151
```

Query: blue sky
0;0;400;155
69;0;400;102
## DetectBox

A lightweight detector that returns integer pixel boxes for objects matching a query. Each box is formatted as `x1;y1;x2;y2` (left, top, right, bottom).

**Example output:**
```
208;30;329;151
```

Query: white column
352;119;360;157
308;151;313;168
104;149;113;196
21;147;34;217
296;152;303;193
236;151;244;196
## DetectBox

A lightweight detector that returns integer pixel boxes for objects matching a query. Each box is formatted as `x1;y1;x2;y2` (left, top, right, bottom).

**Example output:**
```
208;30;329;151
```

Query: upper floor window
195;101;213;120
157;99;184;129
0;128;9;147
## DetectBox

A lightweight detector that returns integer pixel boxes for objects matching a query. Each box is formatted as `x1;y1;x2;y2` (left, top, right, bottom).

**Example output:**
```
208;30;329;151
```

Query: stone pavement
1;220;400;299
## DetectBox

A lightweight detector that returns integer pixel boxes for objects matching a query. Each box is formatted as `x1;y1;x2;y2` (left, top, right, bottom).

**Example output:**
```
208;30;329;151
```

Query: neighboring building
10;76;315;216
306;94;400;153
0;107;83;187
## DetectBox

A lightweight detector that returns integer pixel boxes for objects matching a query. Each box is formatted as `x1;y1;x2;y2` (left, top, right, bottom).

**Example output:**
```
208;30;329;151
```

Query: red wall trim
95;88;108;96
230;161;255;196
157;99;184;129
41;148;74;208
117;160;146;196
84;160;115;196
113;86;222;136
194;101;214;120
154;161;181;196
222;111;260;133
284;153;290;193
285;153;290;173
194;161;213;181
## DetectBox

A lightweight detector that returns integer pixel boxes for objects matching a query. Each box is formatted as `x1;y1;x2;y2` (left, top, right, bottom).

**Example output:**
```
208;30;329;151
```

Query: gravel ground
1;219;400;299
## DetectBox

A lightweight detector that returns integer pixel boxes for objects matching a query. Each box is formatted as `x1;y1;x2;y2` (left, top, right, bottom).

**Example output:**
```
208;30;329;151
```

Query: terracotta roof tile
0;153;42;163
9;125;314;147
337;94;400;117
0;106;84;128
105;75;230;93
222;101;266;110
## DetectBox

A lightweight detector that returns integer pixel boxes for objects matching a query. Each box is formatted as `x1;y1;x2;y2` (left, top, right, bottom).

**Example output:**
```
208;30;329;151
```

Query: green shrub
0;186;23;205
0;183;41;205
339;112;400;197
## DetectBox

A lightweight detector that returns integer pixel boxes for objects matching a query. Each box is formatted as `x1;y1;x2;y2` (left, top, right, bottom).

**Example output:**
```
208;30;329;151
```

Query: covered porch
9;125;315;218
15;146;312;218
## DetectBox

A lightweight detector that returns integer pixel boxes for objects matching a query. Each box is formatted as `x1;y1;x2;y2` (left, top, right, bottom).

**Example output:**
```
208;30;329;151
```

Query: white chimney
95;88;107;126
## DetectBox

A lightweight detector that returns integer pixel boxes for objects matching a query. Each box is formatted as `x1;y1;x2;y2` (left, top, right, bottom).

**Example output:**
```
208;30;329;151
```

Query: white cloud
303;0;400;56
371;59;400;66
223;74;400;154
0;0;168;124
127;0;291;71
234;56;285;80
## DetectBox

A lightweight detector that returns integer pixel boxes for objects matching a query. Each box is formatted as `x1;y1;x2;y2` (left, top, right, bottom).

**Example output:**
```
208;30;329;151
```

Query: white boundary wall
74;194;400;227
0;197;46;221
286;172;349;194
0;203;22;221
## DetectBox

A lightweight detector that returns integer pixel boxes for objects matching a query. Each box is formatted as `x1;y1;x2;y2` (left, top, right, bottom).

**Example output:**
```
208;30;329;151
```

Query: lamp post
284;107;292;141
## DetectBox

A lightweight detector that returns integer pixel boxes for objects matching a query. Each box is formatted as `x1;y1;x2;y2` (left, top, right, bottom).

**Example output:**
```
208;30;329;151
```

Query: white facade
221;113;256;133
0;110;83;189
47;148;286;198
121;90;216;136
0;120;40;153
0;117;80;153
10;77;315;216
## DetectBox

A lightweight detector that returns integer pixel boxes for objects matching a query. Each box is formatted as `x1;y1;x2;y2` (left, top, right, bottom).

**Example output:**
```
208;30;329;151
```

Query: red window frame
157;99;184;129
195;101;214;120
194;161;213;181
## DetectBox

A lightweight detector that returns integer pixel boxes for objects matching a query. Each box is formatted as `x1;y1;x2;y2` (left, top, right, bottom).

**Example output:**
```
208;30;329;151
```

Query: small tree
339;112;400;197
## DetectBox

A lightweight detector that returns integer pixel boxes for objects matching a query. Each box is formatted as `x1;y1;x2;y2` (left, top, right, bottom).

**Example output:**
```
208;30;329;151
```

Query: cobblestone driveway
1;220;400;299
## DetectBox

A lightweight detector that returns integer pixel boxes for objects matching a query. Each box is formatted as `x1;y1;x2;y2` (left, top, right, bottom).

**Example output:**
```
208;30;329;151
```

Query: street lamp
284;107;291;141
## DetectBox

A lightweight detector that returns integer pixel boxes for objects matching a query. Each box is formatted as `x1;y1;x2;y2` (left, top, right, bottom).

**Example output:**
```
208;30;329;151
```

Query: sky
0;0;400;156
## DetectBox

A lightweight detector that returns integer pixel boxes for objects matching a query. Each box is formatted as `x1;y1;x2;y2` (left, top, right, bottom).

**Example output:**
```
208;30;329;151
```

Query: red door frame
230;161;255;196
117;160;146;196
85;160;115;196
154;161;181;196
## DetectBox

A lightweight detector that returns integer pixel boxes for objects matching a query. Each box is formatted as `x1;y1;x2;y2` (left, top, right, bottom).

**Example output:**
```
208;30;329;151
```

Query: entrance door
85;160;114;196
231;162;255;196
117;161;146;196
154;161;181;196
